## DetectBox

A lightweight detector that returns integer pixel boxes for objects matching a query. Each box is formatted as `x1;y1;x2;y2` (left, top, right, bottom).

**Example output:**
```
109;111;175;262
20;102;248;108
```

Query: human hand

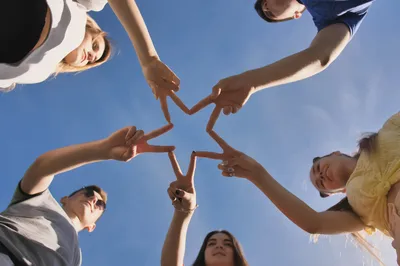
103;124;175;162
189;72;256;131
167;151;198;213
195;131;264;180
142;58;189;123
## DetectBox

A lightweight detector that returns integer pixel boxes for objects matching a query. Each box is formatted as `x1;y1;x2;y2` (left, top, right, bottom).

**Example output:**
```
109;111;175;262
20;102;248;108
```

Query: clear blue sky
0;0;399;265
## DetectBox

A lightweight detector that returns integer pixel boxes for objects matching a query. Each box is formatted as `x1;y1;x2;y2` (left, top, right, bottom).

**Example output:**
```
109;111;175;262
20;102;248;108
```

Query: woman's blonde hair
56;14;112;74
2;15;112;92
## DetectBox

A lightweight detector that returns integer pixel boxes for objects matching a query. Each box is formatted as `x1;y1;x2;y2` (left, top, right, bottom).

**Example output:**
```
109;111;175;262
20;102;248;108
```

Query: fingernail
221;161;228;166
175;190;180;195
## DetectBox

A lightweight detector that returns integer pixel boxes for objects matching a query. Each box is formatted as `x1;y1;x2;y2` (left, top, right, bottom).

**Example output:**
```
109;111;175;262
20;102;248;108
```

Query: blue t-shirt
299;0;374;36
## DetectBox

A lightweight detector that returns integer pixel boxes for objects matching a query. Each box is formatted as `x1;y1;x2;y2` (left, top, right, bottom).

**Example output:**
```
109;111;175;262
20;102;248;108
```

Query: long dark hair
313;133;382;264
192;230;249;266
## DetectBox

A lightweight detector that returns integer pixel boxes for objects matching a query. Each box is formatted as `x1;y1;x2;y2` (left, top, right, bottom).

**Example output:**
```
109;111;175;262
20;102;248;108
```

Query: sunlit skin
204;233;235;266
261;0;304;21
63;31;106;67
61;189;105;232
309;151;358;196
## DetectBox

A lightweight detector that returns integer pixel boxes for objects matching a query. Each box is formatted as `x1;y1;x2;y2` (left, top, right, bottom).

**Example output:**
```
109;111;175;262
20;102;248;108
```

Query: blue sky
0;0;399;265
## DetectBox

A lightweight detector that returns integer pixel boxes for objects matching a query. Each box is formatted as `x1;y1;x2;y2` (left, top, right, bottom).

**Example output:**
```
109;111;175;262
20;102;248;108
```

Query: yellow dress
346;112;400;236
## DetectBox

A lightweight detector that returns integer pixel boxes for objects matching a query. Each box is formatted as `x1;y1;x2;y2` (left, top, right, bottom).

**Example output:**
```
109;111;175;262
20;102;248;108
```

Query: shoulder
311;0;373;36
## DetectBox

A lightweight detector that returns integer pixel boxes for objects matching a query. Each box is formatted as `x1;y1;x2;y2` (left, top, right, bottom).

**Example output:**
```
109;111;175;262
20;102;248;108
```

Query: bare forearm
251;48;327;92
161;211;193;266
108;0;158;66
250;168;320;233
22;140;109;194
251;24;350;92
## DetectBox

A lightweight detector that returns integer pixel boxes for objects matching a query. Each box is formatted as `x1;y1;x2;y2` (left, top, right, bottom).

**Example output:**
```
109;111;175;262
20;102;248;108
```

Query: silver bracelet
174;204;199;214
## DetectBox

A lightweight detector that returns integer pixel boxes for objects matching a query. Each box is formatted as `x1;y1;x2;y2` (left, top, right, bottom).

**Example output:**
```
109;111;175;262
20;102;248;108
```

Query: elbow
305;48;335;71
299;213;322;235
25;155;49;177
303;225;320;235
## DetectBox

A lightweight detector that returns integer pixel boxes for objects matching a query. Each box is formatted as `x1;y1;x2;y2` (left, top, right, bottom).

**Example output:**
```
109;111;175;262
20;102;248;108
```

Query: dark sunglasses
83;187;106;211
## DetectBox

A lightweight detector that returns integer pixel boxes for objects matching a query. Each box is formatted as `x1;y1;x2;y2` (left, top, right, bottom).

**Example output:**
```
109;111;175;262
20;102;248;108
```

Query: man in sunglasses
190;0;375;131
0;124;175;266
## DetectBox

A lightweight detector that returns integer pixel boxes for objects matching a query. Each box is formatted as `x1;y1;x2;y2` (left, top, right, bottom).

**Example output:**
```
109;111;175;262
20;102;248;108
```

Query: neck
343;157;358;183
63;207;85;232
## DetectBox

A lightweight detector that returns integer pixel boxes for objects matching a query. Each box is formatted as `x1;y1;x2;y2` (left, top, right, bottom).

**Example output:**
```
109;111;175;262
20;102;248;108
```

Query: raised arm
21;124;174;195
250;167;364;234
107;0;157;65
161;152;198;266
107;0;188;122
251;23;351;91
196;131;364;235
189;23;351;129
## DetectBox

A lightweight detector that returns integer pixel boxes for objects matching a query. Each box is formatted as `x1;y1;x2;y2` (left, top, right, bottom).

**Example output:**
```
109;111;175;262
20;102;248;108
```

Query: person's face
204;233;235;266
64;31;106;67
309;152;351;195
62;188;106;232
261;0;303;21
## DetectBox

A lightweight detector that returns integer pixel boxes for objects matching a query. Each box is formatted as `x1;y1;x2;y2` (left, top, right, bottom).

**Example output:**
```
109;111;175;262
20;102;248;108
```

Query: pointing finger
206;106;222;132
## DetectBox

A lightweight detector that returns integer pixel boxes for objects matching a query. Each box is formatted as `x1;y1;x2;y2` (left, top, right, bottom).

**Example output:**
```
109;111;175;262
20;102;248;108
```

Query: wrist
95;139;113;160
247;68;266;93
140;55;159;68
247;165;267;184
174;209;195;220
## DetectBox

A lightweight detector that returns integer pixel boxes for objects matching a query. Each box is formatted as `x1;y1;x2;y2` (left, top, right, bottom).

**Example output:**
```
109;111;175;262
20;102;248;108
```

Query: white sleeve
74;0;108;11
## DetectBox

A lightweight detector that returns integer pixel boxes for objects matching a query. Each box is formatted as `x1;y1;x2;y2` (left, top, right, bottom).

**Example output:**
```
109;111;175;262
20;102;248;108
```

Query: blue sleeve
334;12;367;37
316;12;367;37
313;1;373;37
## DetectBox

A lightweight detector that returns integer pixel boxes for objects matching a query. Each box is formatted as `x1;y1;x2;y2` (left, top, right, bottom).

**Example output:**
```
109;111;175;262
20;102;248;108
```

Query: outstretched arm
196;131;364;235
162;210;194;266
107;0;157;65
251;23;351;92
188;24;351;130
21;140;109;195
162;152;197;266
250;167;364;234
107;0;188;122
21;125;174;195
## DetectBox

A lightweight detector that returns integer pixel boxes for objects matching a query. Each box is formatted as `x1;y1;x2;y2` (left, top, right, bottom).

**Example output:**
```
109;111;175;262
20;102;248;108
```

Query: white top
0;0;107;90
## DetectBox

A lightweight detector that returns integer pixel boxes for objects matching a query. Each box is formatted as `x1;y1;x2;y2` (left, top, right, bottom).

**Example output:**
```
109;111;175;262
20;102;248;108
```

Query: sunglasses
83;187;106;211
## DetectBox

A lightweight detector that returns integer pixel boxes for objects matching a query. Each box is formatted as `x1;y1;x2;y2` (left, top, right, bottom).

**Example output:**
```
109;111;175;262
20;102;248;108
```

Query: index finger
189;95;214;115
195;151;224;160
187;152;197;181
144;123;174;141
168;152;182;177
159;96;171;124
206;106;222;132
169;92;190;114
208;130;232;151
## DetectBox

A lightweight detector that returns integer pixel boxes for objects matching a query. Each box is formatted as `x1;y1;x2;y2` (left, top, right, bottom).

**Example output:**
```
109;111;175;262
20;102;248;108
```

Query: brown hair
192;230;249;266
56;14;112;74
254;0;306;23
314;133;383;264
